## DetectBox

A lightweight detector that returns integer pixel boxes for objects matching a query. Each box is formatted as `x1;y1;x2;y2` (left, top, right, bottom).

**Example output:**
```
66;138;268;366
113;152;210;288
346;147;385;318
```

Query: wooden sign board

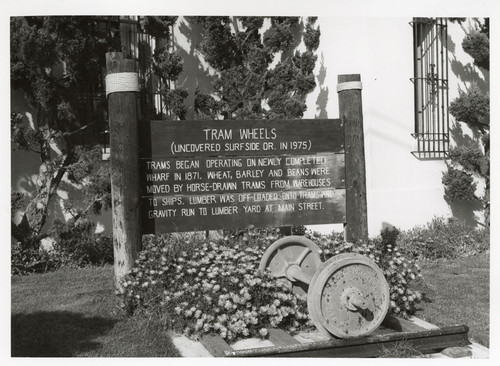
140;119;346;233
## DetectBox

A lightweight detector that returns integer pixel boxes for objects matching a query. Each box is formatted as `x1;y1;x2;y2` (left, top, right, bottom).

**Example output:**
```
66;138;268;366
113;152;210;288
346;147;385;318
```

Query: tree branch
49;154;73;197
62;121;99;137
67;197;104;224
11;220;26;243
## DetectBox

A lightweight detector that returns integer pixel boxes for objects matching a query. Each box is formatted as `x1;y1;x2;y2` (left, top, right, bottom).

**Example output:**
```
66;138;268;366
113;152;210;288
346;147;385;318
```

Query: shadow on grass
12;311;117;357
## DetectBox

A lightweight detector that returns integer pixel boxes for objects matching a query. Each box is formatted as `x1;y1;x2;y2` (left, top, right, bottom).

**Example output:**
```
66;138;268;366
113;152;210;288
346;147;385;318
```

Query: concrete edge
409;316;489;359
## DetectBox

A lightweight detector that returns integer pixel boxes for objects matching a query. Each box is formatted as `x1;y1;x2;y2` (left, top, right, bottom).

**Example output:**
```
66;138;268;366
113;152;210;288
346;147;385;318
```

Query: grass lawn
414;252;489;347
11;265;180;357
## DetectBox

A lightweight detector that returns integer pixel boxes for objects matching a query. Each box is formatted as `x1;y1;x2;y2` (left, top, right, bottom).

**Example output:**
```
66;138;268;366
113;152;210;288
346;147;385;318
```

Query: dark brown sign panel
141;119;345;233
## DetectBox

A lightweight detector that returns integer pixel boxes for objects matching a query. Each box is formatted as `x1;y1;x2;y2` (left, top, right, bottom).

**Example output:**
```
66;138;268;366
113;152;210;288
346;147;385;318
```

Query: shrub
308;229;423;319
119;234;312;341
449;86;489;127
11;242;61;275
51;220;113;267
292;225;307;236
12;221;113;275
397;217;489;260
442;166;477;202
462;30;489;70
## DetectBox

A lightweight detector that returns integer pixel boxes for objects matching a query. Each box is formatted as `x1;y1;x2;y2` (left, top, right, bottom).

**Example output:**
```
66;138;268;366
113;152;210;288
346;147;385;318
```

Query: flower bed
119;228;422;341
120;230;312;341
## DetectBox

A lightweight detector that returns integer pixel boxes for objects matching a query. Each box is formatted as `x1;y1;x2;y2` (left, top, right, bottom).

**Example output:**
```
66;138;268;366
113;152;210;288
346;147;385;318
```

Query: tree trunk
12;154;72;250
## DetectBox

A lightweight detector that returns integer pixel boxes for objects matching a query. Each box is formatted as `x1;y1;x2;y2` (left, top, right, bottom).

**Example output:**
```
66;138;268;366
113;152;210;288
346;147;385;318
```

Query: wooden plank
143;119;345;158
338;74;368;243
268;329;301;346
141;188;346;233
200;334;234;357
223;325;470;357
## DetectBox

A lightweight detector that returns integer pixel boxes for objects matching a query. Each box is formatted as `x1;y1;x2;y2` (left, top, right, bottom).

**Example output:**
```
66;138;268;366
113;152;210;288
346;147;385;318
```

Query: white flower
259;328;268;337
195;319;204;330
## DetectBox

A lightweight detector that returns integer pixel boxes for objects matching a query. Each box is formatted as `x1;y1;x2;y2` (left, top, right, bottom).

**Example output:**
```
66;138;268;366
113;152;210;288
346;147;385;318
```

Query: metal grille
91;17;172;159
410;18;450;160
113;17;168;119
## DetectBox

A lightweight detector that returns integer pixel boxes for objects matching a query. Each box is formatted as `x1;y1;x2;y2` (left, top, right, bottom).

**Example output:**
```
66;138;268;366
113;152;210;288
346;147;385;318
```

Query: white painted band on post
105;72;139;97
336;81;363;93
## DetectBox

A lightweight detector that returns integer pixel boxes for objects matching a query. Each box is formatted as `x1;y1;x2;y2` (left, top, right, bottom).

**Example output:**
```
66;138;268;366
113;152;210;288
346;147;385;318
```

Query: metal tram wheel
307;253;390;338
259;236;323;298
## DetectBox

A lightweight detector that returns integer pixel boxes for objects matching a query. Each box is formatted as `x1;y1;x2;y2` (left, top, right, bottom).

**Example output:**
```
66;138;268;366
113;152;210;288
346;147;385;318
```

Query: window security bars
80;17;172;159
115;17;170;120
410;18;450;160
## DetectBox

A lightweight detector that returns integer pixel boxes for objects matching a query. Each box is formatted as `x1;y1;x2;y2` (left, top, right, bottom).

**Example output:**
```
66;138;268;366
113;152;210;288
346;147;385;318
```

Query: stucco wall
303;18;487;235
303;17;452;235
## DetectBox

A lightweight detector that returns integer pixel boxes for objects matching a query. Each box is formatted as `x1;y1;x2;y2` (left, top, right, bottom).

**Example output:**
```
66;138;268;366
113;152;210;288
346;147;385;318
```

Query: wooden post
337;74;368;244
105;52;142;291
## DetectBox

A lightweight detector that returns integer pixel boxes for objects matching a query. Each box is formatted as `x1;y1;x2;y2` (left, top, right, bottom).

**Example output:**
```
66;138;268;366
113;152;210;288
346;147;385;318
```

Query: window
72;17;169;159
410;17;450;159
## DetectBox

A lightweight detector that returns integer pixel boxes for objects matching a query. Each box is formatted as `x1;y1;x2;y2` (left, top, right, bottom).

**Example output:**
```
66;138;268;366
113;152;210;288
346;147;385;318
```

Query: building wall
11;17;487;240
301;18;487;236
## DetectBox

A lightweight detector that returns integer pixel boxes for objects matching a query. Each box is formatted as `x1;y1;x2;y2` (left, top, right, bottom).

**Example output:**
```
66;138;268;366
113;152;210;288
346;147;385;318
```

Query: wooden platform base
200;316;470;358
